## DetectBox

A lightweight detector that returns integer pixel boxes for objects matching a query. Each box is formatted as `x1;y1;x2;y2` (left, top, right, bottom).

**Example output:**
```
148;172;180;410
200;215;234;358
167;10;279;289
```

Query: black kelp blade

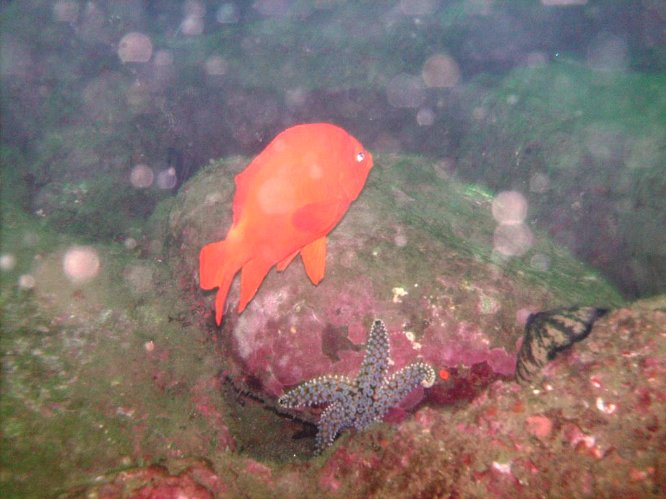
515;307;609;386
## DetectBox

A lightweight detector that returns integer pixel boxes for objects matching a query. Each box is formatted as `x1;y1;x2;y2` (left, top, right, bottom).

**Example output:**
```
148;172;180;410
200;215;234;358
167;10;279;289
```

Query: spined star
278;319;436;454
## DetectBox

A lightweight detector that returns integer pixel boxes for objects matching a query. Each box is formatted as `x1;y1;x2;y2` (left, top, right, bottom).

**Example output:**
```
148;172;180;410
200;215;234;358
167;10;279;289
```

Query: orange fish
199;123;374;325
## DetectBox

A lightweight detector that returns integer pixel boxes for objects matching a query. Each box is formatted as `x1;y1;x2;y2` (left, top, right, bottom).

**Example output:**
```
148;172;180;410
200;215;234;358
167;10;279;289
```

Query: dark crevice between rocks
217;361;504;463
219;372;318;463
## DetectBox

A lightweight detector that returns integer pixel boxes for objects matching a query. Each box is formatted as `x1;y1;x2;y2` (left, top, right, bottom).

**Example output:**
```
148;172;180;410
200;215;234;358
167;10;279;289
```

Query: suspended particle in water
18;274;36;290
118;32;153;63
416;107;435;126
130;164;154;188
421;53;461;88
180;15;204;36
394;229;408;247
157;167;178;190
62;246;100;284
492;191;528;225
493;223;534;257
0;254;17;271
180;1;206;36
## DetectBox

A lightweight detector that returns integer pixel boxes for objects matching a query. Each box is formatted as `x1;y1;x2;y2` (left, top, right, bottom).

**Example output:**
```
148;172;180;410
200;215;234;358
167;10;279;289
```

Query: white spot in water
392;287;408;303
421;53;460;88
130;164;154;188
416;107;435;126
117;32;153;63
492;191;528;224
394;231;408;247
493;223;534;257
0;254;17;271
596;396;616;414
63;246;100;284
492;462;512;475
157;167;178;190
404;331;422;350
18;274;35;289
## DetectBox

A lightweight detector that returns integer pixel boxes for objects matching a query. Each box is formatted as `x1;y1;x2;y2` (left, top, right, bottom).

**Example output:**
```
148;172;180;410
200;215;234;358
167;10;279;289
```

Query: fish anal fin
276;251;298;272
239;258;273;313
301;237;327;285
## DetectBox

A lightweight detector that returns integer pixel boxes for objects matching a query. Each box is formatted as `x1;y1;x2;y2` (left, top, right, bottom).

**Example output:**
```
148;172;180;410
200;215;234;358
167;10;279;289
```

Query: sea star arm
380;361;436;410
315;400;353;454
278;374;356;408
356;319;390;396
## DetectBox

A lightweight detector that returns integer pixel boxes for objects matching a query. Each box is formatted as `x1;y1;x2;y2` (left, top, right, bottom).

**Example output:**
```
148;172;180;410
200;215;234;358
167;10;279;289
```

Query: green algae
0;210;228;496
1;150;626;496
458;64;666;297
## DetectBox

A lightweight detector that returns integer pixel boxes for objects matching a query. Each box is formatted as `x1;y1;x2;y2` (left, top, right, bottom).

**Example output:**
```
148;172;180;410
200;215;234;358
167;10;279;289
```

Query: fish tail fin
238;257;273;313
200;240;240;325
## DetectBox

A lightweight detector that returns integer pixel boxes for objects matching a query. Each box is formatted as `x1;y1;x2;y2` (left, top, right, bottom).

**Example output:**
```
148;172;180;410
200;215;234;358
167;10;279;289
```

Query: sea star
278;319;436;454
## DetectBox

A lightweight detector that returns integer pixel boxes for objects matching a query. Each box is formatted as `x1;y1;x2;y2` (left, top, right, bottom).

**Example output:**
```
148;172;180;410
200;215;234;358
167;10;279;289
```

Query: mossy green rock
166;153;623;401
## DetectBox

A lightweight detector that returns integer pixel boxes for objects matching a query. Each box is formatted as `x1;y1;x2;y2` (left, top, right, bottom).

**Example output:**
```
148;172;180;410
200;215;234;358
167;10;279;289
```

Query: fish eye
355;151;365;162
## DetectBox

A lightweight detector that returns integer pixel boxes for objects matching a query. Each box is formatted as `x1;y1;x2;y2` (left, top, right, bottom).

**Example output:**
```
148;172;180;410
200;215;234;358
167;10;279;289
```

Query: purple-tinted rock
167;153;623;404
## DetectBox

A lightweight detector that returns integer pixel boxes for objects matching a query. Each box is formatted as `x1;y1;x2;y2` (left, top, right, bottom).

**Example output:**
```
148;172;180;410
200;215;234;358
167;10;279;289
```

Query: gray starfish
278;319;435;454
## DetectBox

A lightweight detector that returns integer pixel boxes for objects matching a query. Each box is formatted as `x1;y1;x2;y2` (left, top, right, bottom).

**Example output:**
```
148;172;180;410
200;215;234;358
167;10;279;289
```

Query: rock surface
2;154;663;497
166;153;622;408
78;296;666;497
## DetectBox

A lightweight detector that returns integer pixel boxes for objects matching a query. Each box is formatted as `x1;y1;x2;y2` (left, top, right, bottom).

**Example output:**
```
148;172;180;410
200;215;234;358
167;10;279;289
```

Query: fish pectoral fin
238;257;273;313
292;200;343;233
276;251;298;272
300;237;327;285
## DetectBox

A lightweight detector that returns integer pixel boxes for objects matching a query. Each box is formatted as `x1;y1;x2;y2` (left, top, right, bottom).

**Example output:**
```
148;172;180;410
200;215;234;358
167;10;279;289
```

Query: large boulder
166;153;623;404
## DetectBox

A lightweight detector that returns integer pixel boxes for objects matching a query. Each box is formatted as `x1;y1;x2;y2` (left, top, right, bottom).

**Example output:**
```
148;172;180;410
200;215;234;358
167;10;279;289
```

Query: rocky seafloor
2;154;664;497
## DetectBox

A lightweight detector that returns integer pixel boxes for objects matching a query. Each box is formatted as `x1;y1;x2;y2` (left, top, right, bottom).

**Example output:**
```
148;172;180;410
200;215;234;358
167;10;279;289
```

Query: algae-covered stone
458;64;666;297
167;153;623;402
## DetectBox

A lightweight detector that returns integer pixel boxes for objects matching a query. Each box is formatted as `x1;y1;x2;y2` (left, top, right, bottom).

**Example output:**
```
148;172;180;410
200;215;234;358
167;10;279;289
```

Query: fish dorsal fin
300;236;327;285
